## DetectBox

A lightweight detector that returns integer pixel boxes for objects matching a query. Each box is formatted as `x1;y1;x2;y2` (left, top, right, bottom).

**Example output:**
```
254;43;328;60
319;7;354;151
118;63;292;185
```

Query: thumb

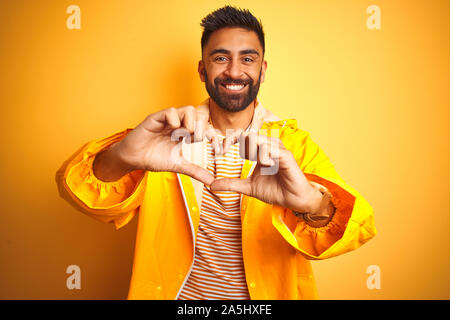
177;161;215;186
210;178;251;195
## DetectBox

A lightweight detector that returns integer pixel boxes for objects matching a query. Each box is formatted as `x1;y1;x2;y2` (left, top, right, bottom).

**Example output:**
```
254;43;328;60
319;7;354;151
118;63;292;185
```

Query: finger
177;159;215;186
258;143;275;166
179;106;196;135
240;132;262;161
142;107;181;132
248;133;259;162
222;129;243;155
205;125;223;155
238;132;249;159
194;111;208;143
171;127;192;144
209;178;251;195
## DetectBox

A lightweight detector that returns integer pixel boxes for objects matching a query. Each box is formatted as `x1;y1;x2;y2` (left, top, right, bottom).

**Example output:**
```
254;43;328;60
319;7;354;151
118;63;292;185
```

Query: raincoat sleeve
272;124;376;260
56;129;148;230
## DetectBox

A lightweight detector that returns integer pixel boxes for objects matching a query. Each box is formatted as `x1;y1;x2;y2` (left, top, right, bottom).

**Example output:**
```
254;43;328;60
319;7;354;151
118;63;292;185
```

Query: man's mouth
220;83;248;92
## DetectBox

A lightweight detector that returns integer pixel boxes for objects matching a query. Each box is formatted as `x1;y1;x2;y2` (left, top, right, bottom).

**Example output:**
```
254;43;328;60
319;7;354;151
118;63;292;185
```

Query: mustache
214;78;253;86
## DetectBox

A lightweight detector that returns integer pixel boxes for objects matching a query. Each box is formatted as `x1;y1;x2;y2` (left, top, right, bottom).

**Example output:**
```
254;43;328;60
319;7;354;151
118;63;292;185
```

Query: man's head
198;6;267;112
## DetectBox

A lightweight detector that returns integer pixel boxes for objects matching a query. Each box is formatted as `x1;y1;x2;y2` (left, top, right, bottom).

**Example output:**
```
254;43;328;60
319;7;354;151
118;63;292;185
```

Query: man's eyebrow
209;48;260;56
209;48;230;56
239;49;260;56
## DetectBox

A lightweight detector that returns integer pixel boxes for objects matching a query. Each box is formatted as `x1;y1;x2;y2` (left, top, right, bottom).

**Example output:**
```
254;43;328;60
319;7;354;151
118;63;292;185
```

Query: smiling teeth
226;84;244;91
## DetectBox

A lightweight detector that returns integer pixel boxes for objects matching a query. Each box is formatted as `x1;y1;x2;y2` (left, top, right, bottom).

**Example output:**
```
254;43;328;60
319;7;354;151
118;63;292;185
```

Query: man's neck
208;99;256;135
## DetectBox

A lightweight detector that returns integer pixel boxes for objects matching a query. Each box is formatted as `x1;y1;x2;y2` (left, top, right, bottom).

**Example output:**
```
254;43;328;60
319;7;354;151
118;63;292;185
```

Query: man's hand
94;106;222;185
210;132;325;218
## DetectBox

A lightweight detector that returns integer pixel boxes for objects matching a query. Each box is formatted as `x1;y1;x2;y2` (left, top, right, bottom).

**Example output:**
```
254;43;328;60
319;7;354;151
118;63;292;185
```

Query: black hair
200;6;265;55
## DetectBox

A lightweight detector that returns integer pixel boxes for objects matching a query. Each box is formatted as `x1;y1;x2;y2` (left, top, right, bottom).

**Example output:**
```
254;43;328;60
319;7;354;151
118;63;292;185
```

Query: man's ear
198;60;206;82
260;60;268;83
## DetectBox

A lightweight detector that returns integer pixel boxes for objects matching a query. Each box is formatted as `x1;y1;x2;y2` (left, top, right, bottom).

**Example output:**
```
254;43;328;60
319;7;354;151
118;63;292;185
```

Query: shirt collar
196;97;280;133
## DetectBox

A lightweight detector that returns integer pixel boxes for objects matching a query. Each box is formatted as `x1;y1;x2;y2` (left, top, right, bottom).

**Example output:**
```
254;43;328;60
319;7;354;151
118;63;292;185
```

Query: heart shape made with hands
179;128;281;185
113;104;318;215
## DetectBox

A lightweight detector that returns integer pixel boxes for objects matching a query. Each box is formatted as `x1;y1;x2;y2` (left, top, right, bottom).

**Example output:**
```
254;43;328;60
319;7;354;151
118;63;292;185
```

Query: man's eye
243;57;254;63
215;56;227;62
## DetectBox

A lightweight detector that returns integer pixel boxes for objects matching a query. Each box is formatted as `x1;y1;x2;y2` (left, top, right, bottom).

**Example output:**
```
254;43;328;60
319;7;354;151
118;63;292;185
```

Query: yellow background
0;0;448;299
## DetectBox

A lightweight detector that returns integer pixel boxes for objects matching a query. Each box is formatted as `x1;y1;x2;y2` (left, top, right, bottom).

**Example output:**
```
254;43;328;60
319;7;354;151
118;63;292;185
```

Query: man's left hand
209;132;326;218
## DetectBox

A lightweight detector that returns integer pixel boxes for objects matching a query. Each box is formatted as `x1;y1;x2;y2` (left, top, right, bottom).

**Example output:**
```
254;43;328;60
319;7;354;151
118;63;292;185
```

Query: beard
204;70;262;113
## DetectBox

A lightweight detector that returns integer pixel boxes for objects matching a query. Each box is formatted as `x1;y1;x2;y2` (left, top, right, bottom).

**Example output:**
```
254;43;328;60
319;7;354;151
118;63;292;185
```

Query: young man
57;6;376;300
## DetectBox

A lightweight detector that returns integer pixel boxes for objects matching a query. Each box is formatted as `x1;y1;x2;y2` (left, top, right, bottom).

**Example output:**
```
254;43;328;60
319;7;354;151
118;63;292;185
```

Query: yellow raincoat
56;99;376;299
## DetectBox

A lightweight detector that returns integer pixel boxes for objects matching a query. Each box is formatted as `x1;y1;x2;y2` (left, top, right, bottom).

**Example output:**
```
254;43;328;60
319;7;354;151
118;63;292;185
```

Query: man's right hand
93;106;222;185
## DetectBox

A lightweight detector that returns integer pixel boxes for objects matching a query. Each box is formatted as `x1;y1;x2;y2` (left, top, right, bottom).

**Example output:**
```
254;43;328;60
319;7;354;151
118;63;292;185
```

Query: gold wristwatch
293;182;335;222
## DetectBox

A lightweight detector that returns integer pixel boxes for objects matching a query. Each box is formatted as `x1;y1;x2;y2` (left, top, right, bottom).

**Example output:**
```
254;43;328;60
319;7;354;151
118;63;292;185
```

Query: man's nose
224;59;243;79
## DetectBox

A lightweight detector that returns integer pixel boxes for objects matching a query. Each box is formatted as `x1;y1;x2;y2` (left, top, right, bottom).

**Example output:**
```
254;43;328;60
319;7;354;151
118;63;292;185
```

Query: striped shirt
177;135;250;300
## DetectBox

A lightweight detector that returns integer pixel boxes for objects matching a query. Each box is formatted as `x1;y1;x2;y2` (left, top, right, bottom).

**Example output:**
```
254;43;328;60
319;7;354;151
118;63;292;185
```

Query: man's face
199;27;267;112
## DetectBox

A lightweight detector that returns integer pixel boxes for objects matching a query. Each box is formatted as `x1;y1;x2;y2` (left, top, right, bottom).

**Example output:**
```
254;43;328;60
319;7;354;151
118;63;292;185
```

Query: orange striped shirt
177;135;250;300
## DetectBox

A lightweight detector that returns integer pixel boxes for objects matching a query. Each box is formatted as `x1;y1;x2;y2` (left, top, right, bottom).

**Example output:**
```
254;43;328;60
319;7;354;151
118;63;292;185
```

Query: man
57;6;376;300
